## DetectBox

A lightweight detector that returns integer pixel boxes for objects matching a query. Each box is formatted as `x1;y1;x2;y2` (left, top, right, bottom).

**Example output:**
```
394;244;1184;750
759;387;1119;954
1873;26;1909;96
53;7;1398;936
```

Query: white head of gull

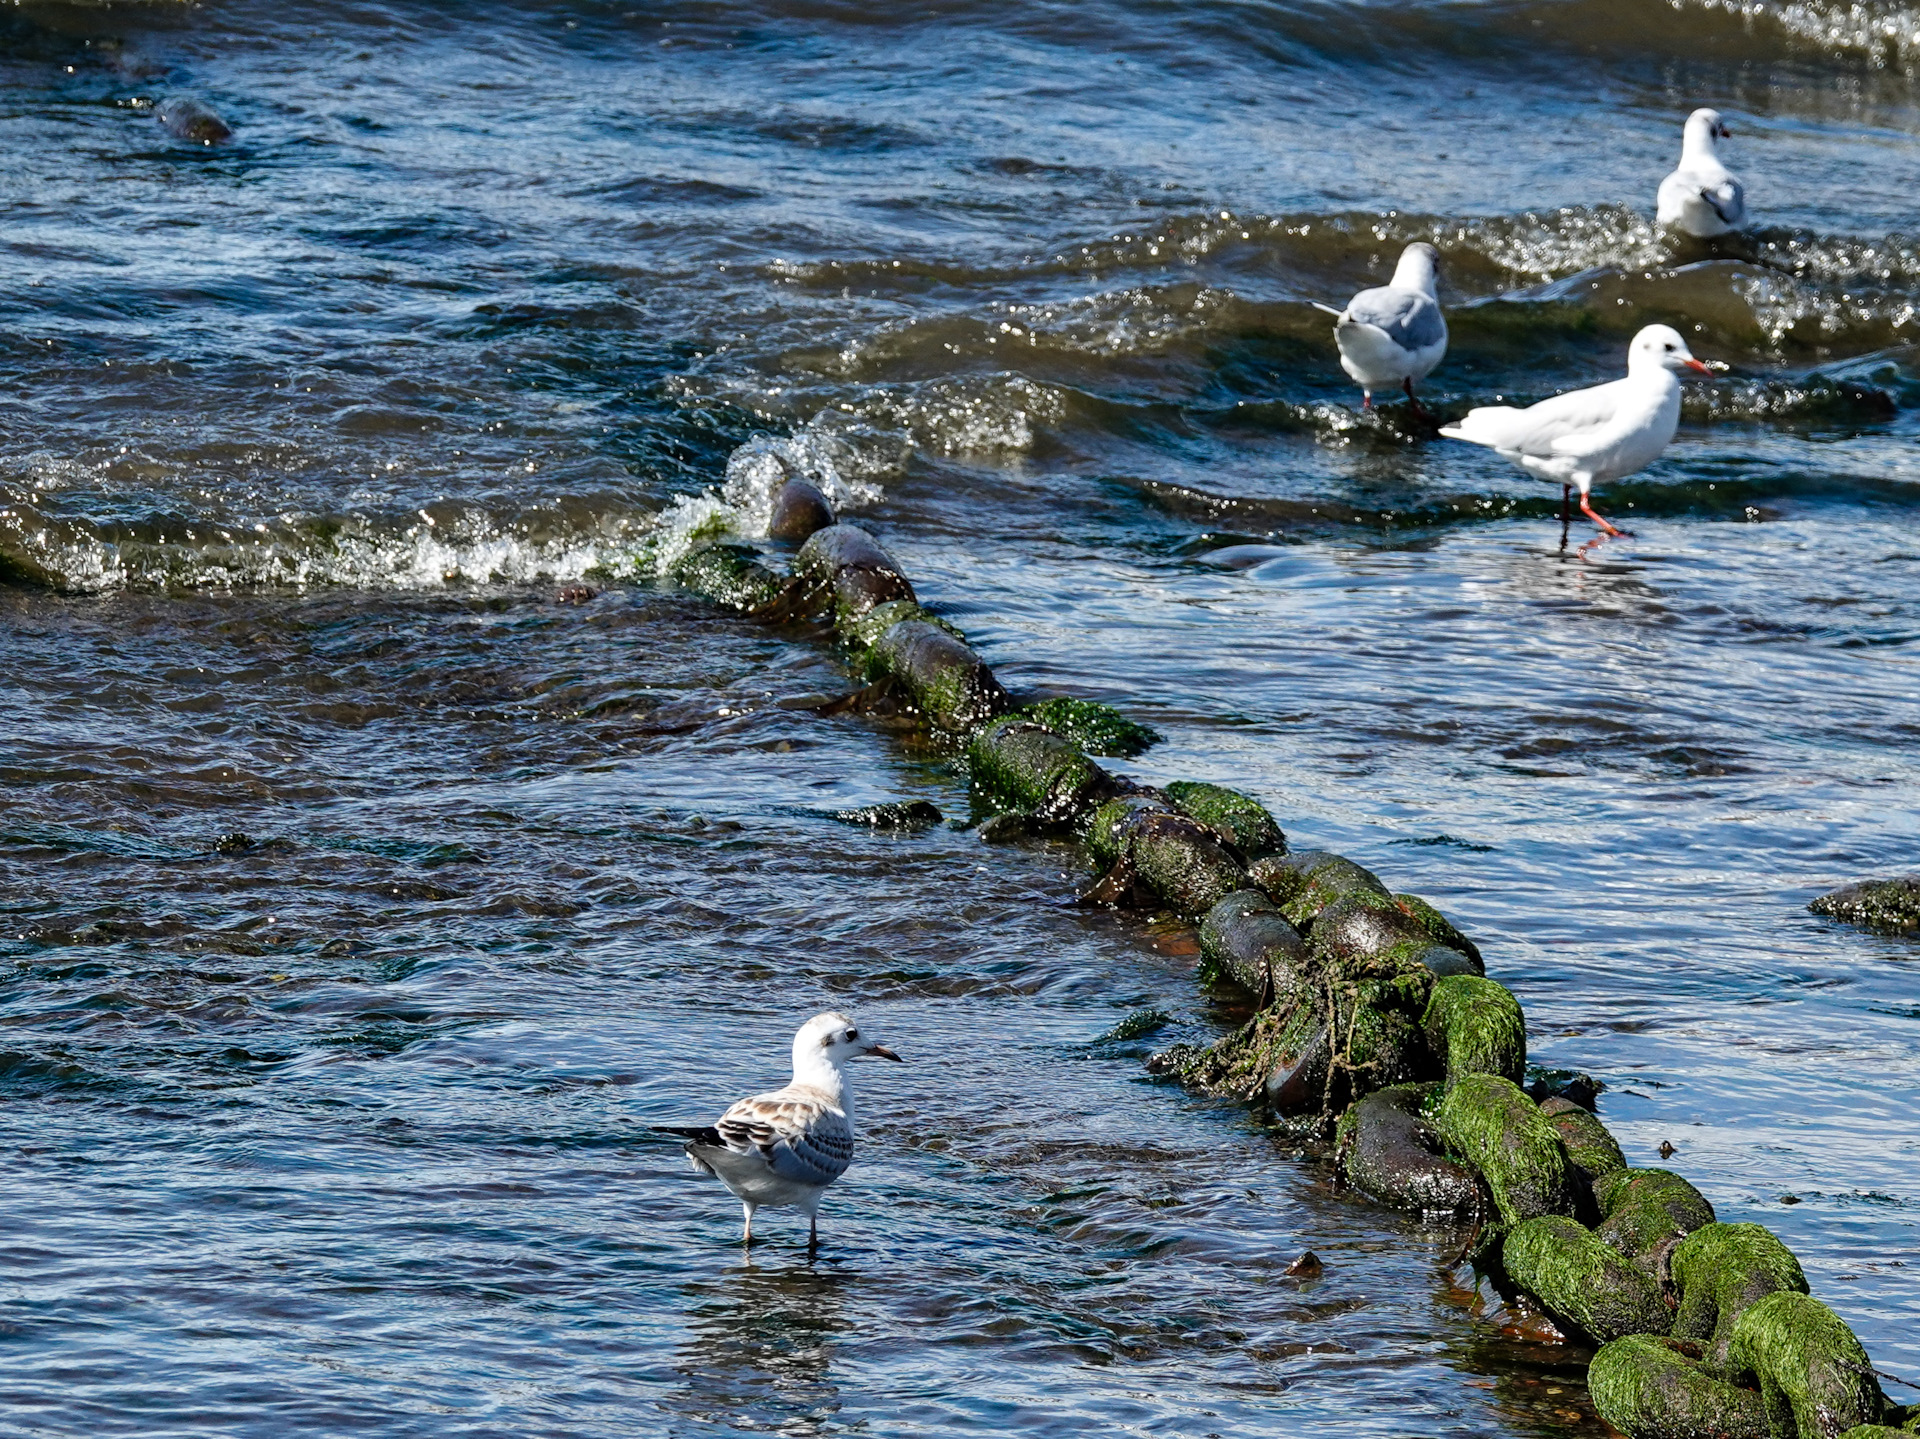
1314;241;1448;415
1657;107;1745;237
657;1010;901;1246
1439;324;1713;537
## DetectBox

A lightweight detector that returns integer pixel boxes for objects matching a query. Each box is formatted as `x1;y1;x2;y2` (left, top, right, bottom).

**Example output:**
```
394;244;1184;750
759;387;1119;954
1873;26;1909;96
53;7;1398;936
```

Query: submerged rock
1810;876;1920;931
154;96;232;145
829;800;942;829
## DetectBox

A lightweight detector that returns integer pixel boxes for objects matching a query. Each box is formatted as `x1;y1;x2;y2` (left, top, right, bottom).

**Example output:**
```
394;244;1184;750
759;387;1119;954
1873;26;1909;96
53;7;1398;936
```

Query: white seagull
1313;241;1448;414
657;1011;900;1245
1657;108;1745;238
1439;324;1712;536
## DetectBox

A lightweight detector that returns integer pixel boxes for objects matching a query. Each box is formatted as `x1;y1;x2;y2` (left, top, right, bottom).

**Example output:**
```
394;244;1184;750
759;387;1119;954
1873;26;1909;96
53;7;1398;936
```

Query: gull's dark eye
846;1029;859;1040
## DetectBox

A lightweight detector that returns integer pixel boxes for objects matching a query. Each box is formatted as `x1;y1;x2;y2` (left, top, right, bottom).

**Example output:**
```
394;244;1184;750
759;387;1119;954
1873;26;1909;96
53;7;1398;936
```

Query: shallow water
2;0;1918;1433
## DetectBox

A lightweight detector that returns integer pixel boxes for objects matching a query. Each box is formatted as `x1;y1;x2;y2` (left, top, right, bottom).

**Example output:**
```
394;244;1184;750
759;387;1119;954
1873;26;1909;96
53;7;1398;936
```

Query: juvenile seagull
1439;324;1712;537
656;1011;900;1245
1657;108;1745;237
1313;241;1448;415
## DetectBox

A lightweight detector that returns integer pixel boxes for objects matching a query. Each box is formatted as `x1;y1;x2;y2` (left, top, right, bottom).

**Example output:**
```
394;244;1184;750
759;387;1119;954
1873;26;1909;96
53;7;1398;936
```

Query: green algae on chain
1020;696;1162;758
1670;1223;1810;1374
861;619;1012;733
1335;1082;1481;1218
1422;975;1527;1088
1163;780;1287;858
666;541;792;614
1249;849;1392;928
967;717;1117;826
1503;1215;1673;1344
1730;1291;1889;1438
1590;1334;1771;1439
792;522;916;626
1594;1168;1717;1274
1436;1073;1577;1232
1542;1098;1628;1183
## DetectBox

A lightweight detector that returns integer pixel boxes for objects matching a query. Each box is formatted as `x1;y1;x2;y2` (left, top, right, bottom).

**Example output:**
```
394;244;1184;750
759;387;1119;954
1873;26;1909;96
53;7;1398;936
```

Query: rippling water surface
3;0;1919;1433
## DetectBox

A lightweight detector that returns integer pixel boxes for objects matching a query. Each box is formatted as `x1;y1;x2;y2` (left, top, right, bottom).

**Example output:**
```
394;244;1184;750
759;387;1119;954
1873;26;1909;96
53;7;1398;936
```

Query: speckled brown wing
712;1087;855;1188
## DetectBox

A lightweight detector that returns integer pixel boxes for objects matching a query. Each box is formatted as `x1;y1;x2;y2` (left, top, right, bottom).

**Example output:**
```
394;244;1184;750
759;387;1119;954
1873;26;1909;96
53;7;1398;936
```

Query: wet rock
1020;695;1161;758
1670;1222;1809;1373
1249;849;1390;928
841;597;963;650
1590;1334;1771;1439
553;583;597;604
767;478;835;542
1124;811;1251;919
978;812;1034;844
1503;1215;1672;1344
1198;890;1305;1006
793;523;914;627
829;800;942;829
1284;1251;1324;1279
1336;1082;1480;1218
1810;876;1920;931
1147;1000;1324;1110
1730;1292;1887;1438
1163;780;1285;859
1527;1069;1603;1111
967;717;1116;827
154;95;232;145
1436;1073;1577;1232
1422;974;1526;1088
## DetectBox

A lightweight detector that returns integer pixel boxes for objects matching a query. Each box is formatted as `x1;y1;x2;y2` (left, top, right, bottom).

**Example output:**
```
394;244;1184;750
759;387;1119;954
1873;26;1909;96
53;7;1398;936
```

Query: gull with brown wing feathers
656;1011;901;1246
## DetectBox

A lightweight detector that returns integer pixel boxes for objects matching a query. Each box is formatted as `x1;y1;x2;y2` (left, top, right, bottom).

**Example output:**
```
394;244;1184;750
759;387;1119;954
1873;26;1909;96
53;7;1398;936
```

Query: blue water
1;0;1917;1433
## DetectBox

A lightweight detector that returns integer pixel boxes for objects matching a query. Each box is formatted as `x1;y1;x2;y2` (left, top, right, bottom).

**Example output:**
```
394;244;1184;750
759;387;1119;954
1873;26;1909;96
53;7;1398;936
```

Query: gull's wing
1344;285;1446;352
711;1085;854;1187
1700;176;1744;226
1445;377;1628;457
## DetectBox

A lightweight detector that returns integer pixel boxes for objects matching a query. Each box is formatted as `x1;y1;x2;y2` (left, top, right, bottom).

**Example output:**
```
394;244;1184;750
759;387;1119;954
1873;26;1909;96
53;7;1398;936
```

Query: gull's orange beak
866;1044;903;1062
1685;358;1713;375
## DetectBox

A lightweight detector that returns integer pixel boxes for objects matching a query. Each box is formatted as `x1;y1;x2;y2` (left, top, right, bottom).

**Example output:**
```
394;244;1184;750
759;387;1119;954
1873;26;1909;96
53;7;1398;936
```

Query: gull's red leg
1579;492;1629;538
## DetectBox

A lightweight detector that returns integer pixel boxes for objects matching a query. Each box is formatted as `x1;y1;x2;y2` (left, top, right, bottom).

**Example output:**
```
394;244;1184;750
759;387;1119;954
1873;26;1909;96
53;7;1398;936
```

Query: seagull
1438;324;1712;537
656;1011;901;1245
1312;241;1448;415
1657;108;1745;238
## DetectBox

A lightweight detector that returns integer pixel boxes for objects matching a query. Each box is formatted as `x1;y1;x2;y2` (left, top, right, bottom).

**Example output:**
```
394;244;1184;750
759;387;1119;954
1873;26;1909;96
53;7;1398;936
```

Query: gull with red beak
656;1011;901;1246
1439;324;1714;537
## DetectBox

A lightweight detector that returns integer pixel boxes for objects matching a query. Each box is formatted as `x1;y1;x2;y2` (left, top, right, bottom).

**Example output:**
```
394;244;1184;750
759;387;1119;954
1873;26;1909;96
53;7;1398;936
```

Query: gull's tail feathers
1438;406;1525;447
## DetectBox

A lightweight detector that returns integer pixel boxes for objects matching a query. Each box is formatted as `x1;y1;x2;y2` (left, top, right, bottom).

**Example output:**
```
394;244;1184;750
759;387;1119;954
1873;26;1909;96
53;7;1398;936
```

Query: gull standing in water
1313;241;1448;415
656;1011;901;1246
1657;108;1745;237
1439;324;1712;537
